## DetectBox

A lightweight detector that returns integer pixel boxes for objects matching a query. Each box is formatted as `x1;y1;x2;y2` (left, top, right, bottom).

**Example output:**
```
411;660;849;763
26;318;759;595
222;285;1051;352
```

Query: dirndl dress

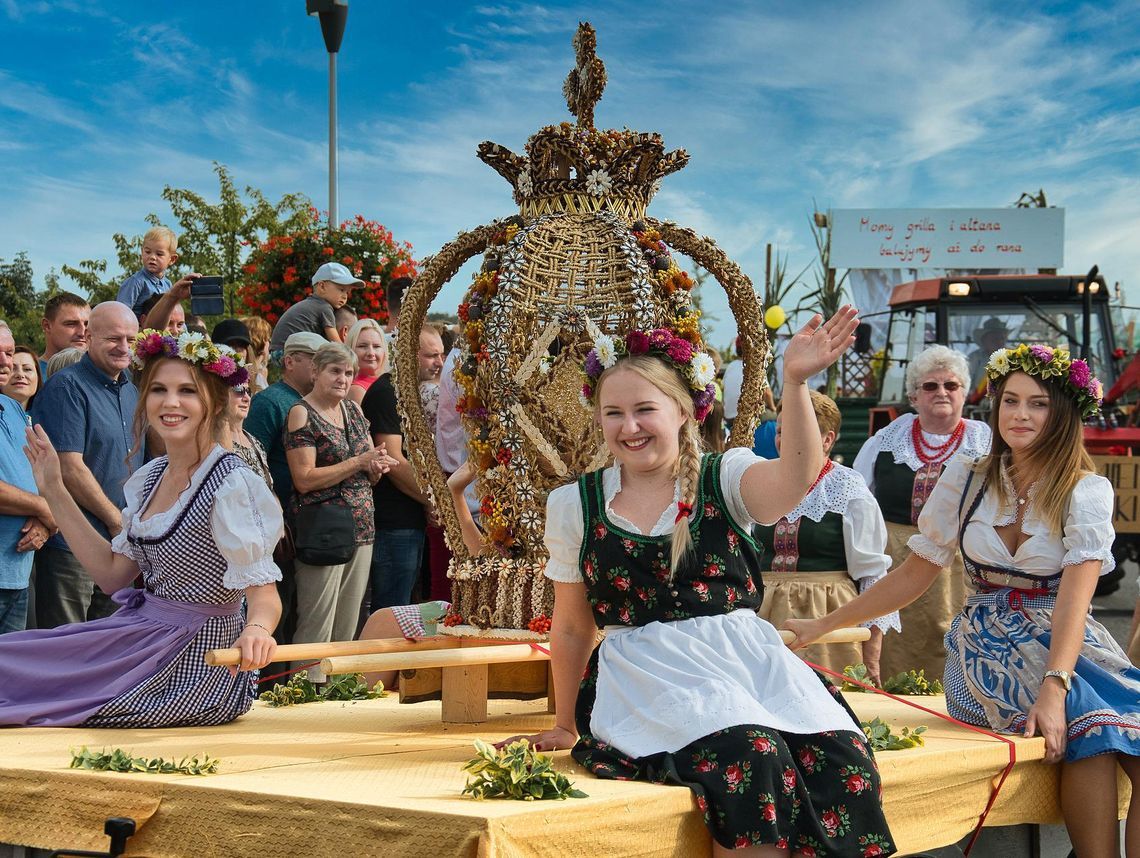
909;454;1140;762
0;445;283;728
754;463;899;674
545;450;896;854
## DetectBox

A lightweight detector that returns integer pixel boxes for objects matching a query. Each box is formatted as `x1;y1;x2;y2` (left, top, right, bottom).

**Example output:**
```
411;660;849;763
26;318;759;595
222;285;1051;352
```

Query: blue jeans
0;587;29;635
369;529;424;611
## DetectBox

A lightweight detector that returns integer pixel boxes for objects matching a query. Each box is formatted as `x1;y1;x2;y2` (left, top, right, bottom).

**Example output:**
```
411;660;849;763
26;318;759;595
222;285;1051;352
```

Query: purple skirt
0;588;252;728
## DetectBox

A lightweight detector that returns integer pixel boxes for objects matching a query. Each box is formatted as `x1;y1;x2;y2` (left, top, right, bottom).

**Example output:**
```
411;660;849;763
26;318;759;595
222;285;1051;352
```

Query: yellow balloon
764;305;787;330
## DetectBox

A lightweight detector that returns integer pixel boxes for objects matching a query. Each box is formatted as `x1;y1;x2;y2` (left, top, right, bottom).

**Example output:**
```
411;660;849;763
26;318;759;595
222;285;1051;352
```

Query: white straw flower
177;331;209;361
690;352;716;388
594;334;618;369
987;348;1011;376
585;169;613;197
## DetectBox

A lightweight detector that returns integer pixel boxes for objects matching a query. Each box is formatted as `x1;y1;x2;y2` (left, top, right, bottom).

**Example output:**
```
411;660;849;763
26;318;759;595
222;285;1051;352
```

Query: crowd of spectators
0;227;1136;694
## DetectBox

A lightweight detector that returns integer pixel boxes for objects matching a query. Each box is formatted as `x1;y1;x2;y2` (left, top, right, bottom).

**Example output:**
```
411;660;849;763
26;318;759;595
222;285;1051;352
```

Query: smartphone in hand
190;276;224;317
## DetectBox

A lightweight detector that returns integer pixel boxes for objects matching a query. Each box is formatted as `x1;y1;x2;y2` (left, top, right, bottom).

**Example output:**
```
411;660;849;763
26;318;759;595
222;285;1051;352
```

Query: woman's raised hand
494;725;578;753
782;305;859;385
23;425;63;494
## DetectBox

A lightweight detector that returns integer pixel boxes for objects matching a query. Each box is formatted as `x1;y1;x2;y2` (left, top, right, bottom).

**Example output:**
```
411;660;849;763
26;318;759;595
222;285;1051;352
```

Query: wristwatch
1042;669;1072;693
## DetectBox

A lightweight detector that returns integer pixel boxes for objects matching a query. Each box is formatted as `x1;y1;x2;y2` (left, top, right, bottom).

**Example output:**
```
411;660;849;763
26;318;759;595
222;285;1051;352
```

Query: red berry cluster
442;613;464;628
527;614;552;635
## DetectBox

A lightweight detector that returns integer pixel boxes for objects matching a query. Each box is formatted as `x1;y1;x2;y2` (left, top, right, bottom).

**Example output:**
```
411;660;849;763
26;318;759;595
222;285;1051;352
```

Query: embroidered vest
577;453;764;627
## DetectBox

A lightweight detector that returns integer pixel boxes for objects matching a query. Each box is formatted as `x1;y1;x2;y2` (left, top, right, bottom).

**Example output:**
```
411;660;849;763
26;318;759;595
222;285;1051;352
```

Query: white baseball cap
312;262;364;287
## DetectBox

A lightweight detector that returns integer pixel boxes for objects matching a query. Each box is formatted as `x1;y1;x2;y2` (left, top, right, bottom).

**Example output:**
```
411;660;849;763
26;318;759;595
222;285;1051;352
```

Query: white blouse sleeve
907;452;976;568
211;467;285;589
543;482;585;583
110;459;163;557
1061;474;1116;575
720;446;766;528
851;432;882;493
842;489;901;633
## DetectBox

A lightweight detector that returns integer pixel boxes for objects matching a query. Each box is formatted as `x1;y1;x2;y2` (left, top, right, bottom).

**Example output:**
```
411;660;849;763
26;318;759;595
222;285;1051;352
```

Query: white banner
830;208;1064;270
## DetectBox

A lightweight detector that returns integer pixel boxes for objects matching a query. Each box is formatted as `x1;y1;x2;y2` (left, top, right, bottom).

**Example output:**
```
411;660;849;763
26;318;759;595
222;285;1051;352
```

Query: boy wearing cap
269;263;362;352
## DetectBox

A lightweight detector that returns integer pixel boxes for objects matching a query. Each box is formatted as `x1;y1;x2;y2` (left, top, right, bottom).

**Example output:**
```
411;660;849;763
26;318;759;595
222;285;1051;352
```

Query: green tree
61;258;120;306
0;252;47;347
62;163;313;315
763;245;810;394
158;163;313;312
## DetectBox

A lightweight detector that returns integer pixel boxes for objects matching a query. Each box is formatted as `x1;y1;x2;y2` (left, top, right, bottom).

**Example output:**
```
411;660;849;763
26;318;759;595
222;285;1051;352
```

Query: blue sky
2;0;1140;348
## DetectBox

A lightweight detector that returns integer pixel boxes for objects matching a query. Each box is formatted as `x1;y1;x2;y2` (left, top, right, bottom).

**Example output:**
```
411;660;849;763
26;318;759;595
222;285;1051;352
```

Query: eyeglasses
920;381;962;392
232;385;251;397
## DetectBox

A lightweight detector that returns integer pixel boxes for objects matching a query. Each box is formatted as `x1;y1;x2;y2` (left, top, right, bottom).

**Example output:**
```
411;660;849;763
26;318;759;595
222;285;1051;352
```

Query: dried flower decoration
985;343;1103;418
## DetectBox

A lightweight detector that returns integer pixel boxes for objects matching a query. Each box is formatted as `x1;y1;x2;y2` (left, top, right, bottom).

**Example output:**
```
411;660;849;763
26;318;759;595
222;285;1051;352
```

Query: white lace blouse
853;413;992;490
782;464;900;633
907;453;1116;578
111;444;285;589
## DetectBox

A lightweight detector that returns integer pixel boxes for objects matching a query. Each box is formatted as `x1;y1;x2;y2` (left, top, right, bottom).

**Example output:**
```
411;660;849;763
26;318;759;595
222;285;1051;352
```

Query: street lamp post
307;0;348;229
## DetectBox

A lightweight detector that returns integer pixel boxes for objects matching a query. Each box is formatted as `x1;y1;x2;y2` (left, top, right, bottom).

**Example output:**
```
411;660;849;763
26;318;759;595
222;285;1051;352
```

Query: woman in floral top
285;342;394;680
504;308;894;857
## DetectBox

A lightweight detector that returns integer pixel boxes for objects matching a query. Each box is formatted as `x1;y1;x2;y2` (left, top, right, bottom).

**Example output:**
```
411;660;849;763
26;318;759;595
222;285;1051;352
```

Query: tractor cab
876;274;1120;431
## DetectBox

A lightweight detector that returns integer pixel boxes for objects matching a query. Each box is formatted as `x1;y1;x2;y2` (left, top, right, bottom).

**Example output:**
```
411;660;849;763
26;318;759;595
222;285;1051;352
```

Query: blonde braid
669;420;705;581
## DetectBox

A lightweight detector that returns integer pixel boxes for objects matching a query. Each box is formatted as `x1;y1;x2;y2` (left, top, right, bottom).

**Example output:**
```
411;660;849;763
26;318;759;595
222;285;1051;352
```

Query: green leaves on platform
462;739;588;801
861;718;927;751
840;664;945;695
69;746;220;775
258;673;388;707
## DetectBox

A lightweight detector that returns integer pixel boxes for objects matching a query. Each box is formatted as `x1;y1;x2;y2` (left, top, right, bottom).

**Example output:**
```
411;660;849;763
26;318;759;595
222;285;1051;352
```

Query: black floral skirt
571;650;896;855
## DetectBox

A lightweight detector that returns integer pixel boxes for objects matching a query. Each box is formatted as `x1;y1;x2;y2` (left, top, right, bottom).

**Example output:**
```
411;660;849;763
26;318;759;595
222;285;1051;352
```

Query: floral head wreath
580;327;719;422
131;329;250;389
985;344;1102;419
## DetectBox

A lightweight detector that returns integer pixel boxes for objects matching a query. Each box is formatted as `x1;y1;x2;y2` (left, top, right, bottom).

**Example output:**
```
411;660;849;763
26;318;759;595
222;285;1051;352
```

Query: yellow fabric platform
0;693;1129;857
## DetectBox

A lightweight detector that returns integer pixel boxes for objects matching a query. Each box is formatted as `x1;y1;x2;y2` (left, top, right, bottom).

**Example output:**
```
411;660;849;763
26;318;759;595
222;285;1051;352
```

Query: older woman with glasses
285;342;395;680
853;345;991;682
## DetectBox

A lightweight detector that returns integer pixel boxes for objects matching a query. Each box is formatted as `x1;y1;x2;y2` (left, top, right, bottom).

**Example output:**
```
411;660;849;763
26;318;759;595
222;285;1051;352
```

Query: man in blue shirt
31;302;142;627
0;323;56;634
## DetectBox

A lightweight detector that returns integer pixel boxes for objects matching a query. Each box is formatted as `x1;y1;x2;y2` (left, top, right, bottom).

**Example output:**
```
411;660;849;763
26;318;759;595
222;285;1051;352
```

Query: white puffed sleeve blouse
907;452;1116;577
111;444;284;589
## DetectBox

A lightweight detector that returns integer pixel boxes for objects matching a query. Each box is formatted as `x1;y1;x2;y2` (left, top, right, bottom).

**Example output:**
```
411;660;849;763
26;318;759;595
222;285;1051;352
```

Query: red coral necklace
911;418;965;465
807;459;836;494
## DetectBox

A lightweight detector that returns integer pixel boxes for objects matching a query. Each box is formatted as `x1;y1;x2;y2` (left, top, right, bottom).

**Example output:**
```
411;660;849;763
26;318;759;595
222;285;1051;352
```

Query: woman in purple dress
0;330;282;728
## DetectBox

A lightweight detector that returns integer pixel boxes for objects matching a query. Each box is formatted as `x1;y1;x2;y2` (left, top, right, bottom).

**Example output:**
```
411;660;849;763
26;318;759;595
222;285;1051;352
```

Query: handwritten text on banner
829;208;1064;270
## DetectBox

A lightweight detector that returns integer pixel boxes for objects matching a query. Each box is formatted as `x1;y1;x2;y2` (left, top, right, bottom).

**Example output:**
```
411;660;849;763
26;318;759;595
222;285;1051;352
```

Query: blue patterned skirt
944;588;1140;761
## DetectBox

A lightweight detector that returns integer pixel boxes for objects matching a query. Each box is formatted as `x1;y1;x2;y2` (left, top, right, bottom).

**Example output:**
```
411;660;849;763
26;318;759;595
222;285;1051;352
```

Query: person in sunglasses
853;345;990;681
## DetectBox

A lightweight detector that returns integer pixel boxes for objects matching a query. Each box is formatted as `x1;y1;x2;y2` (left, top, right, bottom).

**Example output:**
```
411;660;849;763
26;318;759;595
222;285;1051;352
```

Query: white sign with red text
829;208;1064;270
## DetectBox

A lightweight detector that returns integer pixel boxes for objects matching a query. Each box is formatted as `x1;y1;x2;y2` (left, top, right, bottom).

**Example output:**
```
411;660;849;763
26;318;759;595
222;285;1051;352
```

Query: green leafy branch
70;747;219;775
462;739;588;801
840;664;944;695
861;718;927;751
258;672;388;707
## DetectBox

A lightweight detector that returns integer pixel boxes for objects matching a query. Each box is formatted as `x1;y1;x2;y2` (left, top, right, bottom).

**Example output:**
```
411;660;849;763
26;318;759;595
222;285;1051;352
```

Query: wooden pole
321;643;550;676
315;628;870;676
203;636;519;667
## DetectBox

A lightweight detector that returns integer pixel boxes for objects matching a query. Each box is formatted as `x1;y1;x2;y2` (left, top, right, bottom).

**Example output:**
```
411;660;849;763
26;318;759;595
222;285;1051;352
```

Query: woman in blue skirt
789;344;1140;857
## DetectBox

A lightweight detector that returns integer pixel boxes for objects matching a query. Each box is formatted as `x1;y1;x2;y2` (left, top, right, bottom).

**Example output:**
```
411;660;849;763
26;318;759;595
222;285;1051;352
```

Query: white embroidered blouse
907;453;1116;578
111;444;285;590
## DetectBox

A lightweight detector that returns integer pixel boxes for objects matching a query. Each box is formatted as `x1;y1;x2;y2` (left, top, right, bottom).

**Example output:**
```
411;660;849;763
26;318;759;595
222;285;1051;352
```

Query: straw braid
669;420;704;581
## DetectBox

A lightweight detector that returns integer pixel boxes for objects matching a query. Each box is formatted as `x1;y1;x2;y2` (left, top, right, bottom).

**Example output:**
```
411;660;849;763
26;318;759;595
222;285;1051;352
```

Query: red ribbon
674;502;694;524
805;660;1016;856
